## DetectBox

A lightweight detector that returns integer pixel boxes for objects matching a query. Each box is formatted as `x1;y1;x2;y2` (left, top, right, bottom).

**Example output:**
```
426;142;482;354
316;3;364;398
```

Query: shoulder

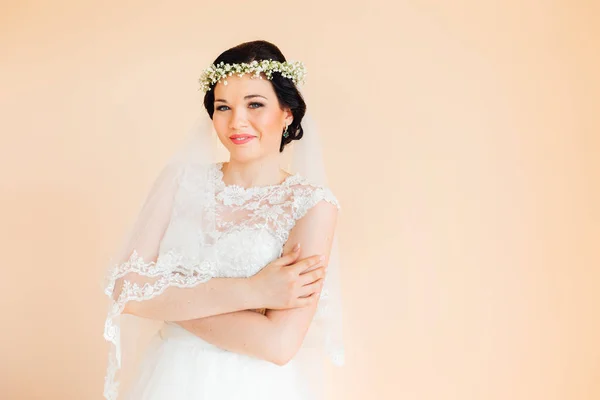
285;175;340;222
282;177;339;248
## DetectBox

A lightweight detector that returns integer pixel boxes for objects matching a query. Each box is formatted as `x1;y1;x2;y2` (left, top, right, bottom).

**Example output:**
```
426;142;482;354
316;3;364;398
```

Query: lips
229;134;256;145
229;134;256;139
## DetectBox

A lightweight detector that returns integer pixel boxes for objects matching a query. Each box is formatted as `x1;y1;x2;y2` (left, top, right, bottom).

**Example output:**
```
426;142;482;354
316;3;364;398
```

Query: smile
229;135;256;145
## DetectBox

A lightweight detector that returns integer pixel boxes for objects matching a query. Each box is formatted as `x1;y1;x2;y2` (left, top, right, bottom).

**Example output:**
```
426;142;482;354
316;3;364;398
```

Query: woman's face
212;74;293;163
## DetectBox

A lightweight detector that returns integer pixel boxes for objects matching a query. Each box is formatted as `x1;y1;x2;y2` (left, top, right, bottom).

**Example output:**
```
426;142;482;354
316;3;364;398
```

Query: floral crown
198;59;307;93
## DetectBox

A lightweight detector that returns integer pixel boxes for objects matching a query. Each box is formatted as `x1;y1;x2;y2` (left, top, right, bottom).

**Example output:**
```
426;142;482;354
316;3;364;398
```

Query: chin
227;149;260;164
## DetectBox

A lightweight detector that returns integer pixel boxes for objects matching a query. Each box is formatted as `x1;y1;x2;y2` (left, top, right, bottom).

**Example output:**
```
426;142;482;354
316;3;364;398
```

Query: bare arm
175;200;338;365
118;242;325;322
121;276;261;321
176;310;285;364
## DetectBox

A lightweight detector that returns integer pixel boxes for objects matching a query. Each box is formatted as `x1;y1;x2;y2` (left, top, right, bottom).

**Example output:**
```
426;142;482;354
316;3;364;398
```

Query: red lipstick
229;134;256;145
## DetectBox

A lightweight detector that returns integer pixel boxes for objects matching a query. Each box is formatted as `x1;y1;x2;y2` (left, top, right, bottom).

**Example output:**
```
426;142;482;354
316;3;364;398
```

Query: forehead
213;73;275;99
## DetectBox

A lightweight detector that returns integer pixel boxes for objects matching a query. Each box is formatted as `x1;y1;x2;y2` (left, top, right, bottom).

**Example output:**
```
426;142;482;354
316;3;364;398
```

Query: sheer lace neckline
214;162;301;193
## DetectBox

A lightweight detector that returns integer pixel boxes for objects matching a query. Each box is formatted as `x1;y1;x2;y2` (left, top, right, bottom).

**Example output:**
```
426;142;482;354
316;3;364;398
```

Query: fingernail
320;255;326;261
294;243;301;251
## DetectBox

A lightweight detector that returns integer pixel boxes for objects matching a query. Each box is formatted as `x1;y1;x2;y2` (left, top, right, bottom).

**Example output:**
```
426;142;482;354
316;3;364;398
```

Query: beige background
1;1;599;399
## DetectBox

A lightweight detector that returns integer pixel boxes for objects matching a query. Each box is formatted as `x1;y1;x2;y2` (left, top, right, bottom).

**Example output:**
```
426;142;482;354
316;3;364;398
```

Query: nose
229;107;249;131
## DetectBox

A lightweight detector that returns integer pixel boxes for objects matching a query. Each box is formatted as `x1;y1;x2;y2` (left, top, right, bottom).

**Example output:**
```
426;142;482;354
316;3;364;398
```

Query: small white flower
198;59;307;93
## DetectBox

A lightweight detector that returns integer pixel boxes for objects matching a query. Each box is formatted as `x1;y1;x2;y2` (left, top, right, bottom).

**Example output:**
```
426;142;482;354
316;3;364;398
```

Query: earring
283;124;289;138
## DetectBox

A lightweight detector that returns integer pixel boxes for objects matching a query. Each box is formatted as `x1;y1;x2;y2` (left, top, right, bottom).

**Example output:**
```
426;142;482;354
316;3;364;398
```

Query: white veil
102;98;345;400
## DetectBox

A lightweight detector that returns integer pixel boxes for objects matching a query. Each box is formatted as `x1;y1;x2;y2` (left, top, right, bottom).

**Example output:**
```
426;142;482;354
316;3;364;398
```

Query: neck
222;156;287;189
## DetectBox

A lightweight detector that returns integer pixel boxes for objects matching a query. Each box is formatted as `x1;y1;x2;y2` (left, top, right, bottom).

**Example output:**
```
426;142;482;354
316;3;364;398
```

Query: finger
275;244;302;266
299;266;325;286
294;255;324;274
296;292;320;308
299;278;324;297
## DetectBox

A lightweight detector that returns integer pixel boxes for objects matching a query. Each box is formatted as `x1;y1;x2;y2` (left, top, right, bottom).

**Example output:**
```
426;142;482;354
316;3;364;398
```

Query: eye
249;102;264;109
215;105;230;111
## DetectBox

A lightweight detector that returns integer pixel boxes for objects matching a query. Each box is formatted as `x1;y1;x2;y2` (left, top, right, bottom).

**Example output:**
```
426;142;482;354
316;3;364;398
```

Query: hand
250;244;326;310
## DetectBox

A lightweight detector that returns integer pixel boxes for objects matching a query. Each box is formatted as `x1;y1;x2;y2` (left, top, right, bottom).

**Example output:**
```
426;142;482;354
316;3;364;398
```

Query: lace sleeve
291;184;340;223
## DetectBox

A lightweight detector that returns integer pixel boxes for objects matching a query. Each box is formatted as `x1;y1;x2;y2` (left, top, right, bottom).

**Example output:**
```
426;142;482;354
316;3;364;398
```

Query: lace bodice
208;162;339;278
103;162;342;399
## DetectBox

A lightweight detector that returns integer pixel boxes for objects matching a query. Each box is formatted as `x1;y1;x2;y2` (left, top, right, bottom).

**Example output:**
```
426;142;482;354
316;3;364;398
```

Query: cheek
212;114;229;143
251;110;282;136
213;112;228;131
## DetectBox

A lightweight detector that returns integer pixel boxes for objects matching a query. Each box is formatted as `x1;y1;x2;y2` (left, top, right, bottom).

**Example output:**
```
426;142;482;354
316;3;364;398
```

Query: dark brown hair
203;40;307;152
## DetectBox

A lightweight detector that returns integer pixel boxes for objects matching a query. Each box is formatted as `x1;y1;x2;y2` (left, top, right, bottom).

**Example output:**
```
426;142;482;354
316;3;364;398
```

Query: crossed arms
173;200;338;365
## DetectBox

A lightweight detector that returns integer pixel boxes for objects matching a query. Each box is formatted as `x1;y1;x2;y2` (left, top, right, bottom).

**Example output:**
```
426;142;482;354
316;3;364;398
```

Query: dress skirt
123;322;309;400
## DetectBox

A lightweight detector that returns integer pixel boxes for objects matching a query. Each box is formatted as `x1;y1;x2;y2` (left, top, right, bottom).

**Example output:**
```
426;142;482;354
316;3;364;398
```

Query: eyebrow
214;94;268;103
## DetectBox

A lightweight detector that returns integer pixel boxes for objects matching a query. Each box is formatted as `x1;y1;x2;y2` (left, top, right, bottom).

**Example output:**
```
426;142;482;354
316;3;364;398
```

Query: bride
102;40;345;400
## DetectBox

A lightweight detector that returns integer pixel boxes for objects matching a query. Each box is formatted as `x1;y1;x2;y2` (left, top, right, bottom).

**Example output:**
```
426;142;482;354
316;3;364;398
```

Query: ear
283;108;294;126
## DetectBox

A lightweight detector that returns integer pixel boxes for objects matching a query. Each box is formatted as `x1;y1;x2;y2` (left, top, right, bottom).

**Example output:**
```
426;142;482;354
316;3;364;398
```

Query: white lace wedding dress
120;162;340;400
